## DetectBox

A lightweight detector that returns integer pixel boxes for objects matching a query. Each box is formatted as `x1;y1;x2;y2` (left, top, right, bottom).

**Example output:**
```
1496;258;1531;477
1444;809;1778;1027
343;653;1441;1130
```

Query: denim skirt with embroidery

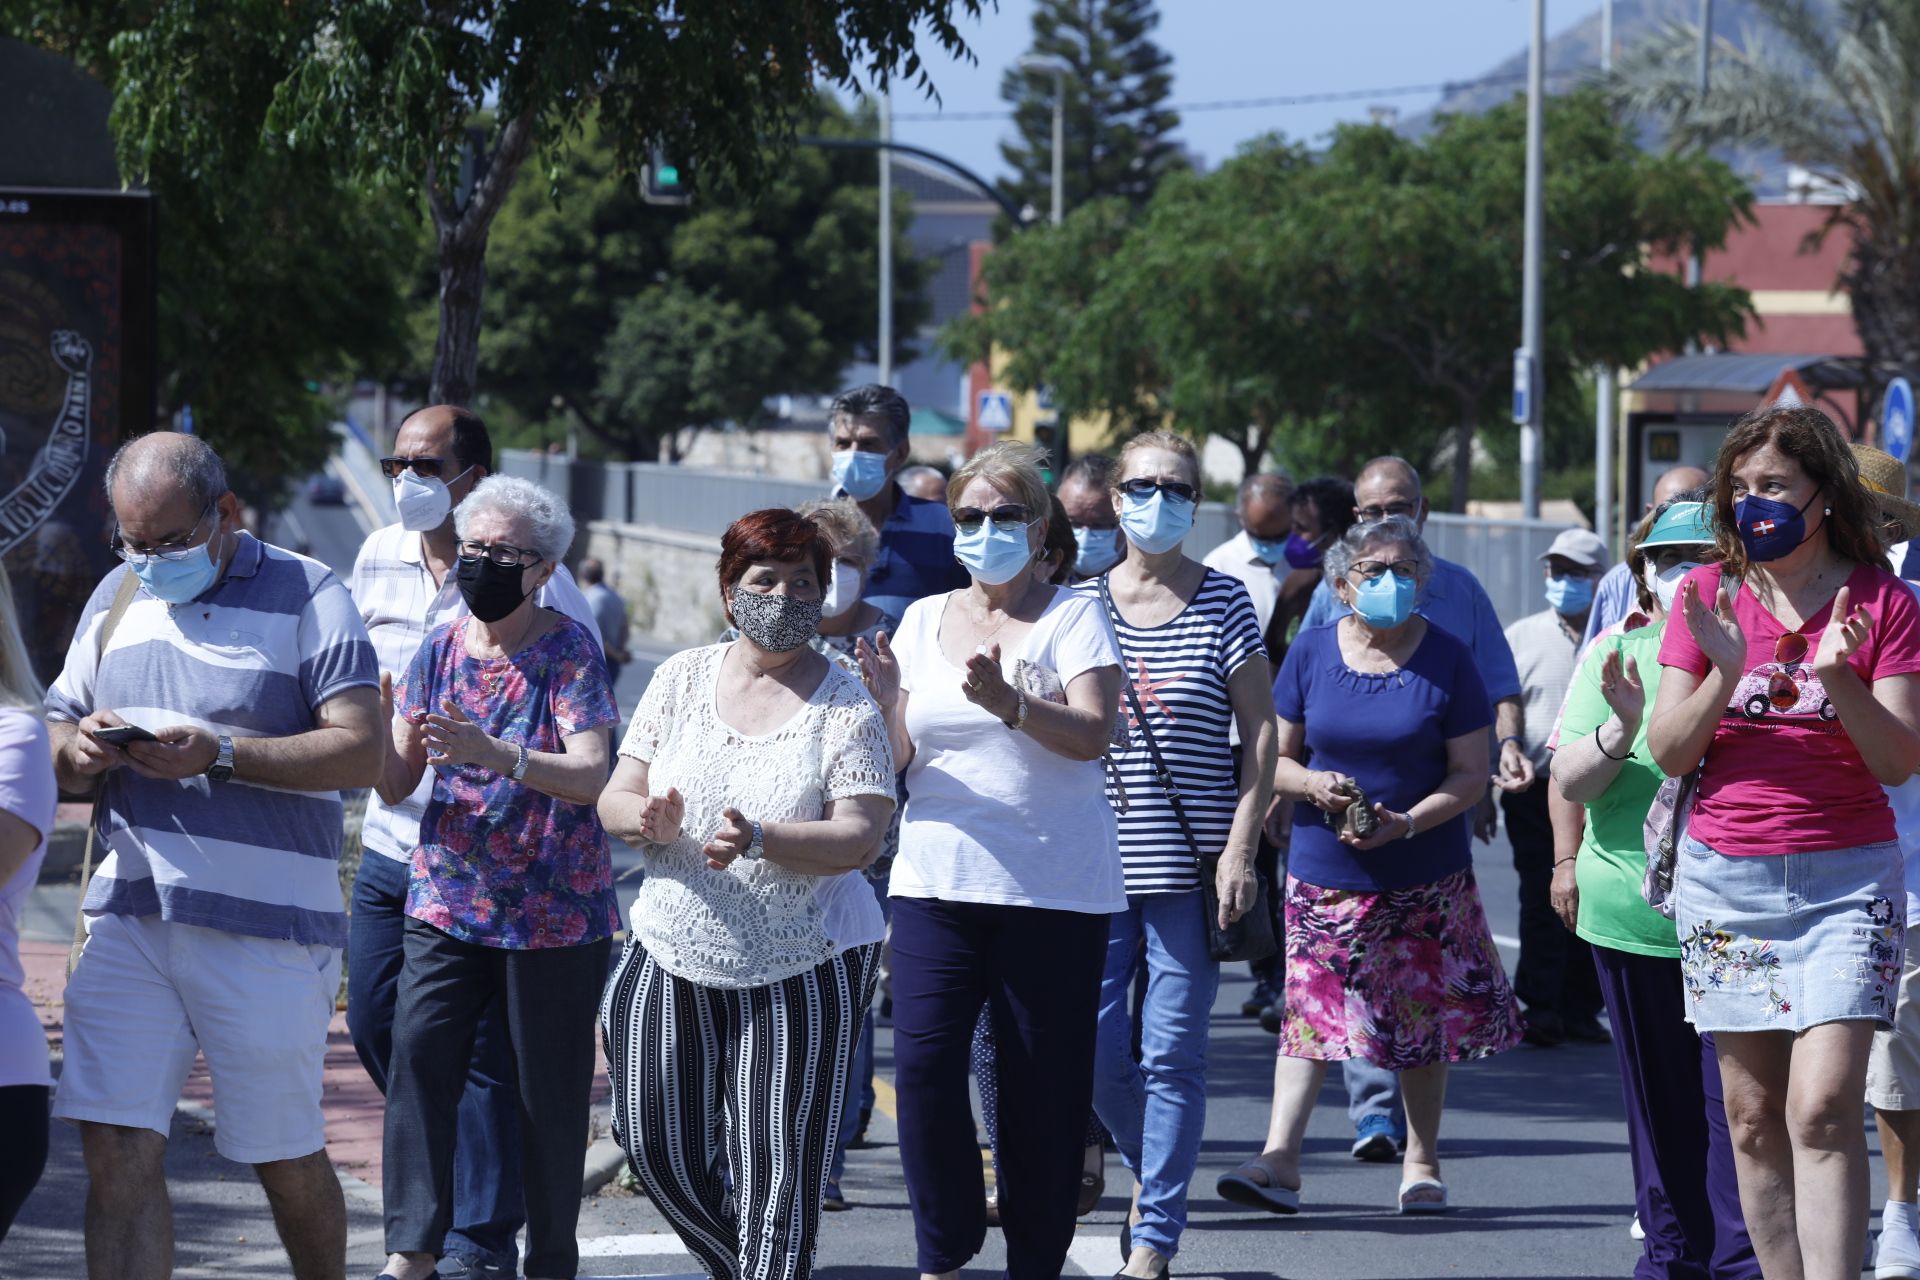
1673;831;1904;1033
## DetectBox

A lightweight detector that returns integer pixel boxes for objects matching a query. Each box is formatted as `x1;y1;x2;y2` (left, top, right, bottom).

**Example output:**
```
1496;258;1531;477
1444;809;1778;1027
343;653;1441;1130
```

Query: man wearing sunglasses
46;430;383;1280
1298;456;1528;1164
826;384;968;619
346;405;603;1280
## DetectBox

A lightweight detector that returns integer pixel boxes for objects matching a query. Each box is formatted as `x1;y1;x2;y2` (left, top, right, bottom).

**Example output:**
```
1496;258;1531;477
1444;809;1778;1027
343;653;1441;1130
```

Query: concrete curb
582;1137;629;1196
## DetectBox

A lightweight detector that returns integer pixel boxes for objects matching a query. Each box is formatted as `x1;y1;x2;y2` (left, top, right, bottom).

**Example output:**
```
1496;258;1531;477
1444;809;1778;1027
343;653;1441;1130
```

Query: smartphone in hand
90;723;159;746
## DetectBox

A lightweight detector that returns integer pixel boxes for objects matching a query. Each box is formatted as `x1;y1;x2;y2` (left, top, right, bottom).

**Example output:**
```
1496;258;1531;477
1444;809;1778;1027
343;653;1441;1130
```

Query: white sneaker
1629;1214;1644;1241
1877;1218;1920;1279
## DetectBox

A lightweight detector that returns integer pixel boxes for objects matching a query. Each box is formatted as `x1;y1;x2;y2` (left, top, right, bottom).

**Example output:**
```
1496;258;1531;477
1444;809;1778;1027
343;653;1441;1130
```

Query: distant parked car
305;473;346;505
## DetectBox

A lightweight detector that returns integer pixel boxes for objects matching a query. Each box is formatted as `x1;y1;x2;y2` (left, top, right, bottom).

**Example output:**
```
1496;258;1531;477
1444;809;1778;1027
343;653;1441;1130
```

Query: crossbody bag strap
67;572;142;978
1099;575;1206;872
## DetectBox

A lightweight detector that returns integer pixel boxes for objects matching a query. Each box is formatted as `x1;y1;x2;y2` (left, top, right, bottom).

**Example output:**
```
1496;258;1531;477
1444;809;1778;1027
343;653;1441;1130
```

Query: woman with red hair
597;508;898;1280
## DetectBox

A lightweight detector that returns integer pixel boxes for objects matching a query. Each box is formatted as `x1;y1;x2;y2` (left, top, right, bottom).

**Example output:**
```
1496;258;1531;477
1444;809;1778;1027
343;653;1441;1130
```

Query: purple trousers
1592;945;1760;1280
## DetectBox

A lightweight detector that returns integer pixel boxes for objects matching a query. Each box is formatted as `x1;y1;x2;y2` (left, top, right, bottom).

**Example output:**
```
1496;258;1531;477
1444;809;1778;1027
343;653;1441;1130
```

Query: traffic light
1033;414;1067;486
641;142;690;206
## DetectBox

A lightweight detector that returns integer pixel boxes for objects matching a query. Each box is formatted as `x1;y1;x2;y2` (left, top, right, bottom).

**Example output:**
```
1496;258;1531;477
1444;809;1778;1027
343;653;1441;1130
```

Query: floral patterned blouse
398;613;620;949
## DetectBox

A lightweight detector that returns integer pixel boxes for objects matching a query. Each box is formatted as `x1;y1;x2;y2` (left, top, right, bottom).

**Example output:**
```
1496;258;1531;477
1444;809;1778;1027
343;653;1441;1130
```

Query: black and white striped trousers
600;938;879;1280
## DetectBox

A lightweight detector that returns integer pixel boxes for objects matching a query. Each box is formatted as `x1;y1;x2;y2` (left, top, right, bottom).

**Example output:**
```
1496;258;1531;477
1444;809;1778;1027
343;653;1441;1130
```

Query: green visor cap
1640;500;1714;549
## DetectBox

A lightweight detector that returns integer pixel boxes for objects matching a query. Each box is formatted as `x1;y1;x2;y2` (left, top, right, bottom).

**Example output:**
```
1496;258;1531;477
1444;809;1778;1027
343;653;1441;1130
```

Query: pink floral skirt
1279;868;1524;1068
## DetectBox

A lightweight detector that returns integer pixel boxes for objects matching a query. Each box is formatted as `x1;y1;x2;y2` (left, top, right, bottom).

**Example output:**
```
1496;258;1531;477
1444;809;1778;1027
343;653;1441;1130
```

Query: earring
1825;507;1832;515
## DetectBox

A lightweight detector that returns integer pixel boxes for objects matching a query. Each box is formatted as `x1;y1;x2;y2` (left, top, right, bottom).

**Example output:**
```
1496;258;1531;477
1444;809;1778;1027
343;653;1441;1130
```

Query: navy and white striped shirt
1076;570;1266;895
46;534;379;947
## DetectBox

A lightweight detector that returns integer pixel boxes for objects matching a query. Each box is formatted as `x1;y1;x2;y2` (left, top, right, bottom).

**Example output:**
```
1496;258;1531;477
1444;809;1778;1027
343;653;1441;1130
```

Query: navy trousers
1592;944;1759;1280
890;897;1107;1280
347;853;525;1265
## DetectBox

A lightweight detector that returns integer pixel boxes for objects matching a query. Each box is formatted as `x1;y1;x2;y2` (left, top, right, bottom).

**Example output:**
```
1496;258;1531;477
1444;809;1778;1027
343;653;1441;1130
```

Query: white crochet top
619;643;895;988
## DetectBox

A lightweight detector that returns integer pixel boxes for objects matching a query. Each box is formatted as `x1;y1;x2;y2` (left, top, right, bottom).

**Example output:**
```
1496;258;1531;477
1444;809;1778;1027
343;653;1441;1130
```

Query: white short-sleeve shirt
889;587;1126;915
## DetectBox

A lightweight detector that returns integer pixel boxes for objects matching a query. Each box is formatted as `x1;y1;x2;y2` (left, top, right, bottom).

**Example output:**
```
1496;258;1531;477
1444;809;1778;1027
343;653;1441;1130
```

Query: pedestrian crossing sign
977;391;1013;433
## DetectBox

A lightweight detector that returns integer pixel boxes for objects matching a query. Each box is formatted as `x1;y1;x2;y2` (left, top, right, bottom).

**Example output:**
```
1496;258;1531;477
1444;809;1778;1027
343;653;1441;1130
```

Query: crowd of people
5;387;1920;1280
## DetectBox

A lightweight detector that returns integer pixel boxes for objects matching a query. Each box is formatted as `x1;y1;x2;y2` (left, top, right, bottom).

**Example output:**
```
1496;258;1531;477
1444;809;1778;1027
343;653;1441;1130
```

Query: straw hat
1850;443;1920;539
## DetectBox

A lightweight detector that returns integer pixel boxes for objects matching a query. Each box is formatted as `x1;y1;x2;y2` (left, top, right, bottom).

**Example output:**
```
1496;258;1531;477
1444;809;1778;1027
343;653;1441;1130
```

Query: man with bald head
1203;472;1296;642
346;404;602;1279
1581;465;1711;646
1297;455;1529;1161
46;431;383;1280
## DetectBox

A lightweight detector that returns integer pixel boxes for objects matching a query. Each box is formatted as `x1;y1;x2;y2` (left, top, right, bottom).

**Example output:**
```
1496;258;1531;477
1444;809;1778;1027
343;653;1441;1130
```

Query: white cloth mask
821;560;863;618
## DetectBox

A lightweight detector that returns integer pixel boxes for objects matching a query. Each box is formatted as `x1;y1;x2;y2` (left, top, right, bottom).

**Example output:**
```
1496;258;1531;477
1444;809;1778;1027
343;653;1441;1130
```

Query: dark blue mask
1733;492;1821;563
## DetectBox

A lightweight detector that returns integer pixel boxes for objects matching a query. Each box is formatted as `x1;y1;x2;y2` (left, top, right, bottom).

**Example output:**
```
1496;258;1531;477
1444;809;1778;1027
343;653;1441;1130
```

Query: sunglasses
380;455;454;480
952;504;1033;535
1118;477;1198;505
1774;631;1809;669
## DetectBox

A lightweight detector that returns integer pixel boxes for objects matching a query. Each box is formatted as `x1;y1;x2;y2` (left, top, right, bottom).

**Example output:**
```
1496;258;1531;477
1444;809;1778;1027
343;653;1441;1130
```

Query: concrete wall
581;519;729;649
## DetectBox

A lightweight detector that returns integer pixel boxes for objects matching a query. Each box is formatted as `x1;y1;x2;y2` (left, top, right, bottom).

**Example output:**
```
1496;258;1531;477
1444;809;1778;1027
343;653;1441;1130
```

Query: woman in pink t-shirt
1650;405;1920;1280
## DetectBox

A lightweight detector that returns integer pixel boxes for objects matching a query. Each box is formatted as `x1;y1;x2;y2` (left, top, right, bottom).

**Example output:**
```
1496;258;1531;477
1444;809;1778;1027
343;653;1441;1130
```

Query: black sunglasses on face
1117;477;1198;505
380;455;452;480
952;505;1033;534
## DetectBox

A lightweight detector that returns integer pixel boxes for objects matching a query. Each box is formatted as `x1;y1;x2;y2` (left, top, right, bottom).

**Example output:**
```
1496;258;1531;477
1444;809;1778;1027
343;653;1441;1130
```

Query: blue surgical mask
1544;574;1595;615
1247;534;1290;565
1073;525;1124;576
1119;489;1195;555
1733;492;1821;563
832;449;891;501
131;538;222;605
1349;572;1416;628
954;519;1038;586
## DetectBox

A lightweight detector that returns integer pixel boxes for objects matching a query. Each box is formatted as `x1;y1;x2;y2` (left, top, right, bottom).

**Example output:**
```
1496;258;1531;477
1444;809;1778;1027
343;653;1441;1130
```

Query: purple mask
1282;532;1322;570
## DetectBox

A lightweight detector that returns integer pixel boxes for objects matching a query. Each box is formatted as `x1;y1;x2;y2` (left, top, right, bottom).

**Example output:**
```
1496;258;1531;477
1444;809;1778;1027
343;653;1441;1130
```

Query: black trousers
1503;780;1603;1023
383;919;612;1278
890;897;1108;1279
0;1084;48;1244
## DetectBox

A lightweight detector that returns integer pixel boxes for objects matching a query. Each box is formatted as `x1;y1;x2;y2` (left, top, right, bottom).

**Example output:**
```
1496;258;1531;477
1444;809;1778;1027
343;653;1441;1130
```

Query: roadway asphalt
6;490;1893;1277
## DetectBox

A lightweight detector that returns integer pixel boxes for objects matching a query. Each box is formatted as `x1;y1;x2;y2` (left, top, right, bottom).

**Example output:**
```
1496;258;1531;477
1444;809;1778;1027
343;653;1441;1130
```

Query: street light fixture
1016;54;1071;226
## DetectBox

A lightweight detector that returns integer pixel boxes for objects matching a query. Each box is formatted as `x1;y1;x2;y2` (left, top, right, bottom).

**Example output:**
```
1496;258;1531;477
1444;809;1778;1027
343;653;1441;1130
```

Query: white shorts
53;912;339;1164
1870;929;1920;1111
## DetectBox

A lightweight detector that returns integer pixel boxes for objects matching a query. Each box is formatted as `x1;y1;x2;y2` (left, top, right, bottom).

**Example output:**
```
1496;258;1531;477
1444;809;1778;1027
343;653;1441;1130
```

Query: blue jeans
829;872;890;1183
1091;891;1219;1260
346;853;525;1264
1343;1058;1404;1132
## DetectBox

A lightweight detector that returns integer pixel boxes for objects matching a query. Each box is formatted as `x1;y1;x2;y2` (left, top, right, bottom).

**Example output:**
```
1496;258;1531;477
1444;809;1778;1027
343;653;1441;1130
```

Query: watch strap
206;734;235;782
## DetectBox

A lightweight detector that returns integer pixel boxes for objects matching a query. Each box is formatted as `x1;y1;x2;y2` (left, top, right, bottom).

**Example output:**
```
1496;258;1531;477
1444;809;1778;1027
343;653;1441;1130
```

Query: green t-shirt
1560;622;1680;959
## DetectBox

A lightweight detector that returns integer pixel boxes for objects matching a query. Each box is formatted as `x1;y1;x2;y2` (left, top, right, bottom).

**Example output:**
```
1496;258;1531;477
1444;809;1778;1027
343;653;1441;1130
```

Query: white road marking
578;1232;693;1257
1492;932;1520;951
1065;1229;1120;1276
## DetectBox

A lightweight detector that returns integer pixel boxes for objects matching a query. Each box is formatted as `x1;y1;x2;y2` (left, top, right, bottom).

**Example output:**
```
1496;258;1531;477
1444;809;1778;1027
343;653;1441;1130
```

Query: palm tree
1613;0;1920;415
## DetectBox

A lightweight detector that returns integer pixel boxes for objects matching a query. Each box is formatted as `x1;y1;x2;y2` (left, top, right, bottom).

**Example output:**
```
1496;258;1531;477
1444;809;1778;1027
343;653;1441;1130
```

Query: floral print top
398;613;619;949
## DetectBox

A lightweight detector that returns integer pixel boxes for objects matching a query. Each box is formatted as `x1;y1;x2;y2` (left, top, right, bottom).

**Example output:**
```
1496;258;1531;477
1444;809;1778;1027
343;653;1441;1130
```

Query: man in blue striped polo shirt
46;431;381;1280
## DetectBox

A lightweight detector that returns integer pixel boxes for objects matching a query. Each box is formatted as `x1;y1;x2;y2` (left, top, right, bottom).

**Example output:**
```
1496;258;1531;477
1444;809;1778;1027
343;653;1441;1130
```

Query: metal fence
504;450;1575;627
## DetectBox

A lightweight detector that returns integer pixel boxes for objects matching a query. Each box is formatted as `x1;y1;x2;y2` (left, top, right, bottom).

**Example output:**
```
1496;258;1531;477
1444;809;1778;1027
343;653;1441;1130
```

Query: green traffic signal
657;165;680;186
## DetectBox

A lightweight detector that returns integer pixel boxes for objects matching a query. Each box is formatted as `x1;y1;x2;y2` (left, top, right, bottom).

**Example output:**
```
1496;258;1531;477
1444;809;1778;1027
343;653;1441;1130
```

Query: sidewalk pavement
21;937;625;1195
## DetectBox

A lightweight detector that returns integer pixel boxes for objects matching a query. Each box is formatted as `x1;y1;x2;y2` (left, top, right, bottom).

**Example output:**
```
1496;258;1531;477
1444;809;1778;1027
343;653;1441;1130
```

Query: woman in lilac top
375;476;618;1280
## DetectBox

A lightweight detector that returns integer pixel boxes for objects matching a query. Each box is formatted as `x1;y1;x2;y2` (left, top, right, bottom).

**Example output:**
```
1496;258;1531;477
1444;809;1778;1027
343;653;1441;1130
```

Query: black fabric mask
457;556;533;623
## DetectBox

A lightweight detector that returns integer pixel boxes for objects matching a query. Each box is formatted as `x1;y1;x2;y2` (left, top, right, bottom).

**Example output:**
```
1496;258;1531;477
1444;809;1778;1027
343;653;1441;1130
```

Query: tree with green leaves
1613;0;1920;416
93;0;983;408
479;98;928;461
997;0;1185;230
2;4;417;501
951;90;1757;508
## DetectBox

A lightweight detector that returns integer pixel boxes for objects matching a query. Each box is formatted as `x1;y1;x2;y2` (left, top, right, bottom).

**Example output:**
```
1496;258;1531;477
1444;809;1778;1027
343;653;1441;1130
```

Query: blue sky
861;0;1603;179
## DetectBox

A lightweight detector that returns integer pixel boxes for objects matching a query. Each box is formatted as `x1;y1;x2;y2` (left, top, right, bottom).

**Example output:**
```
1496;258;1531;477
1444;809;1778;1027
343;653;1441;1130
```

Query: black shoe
847;1105;875;1148
1241;979;1277;1017
1563;1015;1612;1044
1521;1009;1565;1048
1258;1001;1284;1035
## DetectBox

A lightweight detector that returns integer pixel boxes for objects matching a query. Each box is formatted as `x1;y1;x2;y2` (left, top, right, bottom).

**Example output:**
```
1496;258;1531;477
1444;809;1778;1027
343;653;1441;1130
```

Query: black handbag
1100;577;1277;965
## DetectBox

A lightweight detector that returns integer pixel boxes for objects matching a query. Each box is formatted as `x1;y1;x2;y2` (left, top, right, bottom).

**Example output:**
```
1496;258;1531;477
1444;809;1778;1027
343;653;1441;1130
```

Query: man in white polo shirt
346;405;600;1279
47;431;382;1280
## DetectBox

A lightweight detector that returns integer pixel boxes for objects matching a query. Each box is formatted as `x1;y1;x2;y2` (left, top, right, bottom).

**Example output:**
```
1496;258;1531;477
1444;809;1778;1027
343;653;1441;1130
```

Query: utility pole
1519;0;1546;519
1601;0;1613;73
1594;0;1616;545
878;92;893;388
1687;0;1712;294
1017;54;1072;226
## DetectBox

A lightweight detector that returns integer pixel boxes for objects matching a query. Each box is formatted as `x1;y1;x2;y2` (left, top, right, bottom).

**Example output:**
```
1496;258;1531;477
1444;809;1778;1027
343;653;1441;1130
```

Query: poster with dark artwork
0;189;156;683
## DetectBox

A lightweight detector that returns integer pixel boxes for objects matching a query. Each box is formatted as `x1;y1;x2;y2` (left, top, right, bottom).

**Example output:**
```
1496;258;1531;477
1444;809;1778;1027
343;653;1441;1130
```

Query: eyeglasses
111;503;215;563
1356;502;1418;521
380;455;453;480
952;505;1033;534
1774;631;1809;669
1347;559;1419;582
1118;478;1198;505
456;540;543;568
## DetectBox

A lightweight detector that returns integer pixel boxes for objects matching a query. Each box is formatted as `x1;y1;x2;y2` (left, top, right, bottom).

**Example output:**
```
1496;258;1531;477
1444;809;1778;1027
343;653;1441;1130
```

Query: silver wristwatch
206;734;235;783
742;820;765;861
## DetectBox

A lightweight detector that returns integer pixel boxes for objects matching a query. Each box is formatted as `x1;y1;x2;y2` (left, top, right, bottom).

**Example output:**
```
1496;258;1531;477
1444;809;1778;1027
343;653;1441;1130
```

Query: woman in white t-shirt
0;566;57;1243
859;441;1125;1280
597;508;898;1280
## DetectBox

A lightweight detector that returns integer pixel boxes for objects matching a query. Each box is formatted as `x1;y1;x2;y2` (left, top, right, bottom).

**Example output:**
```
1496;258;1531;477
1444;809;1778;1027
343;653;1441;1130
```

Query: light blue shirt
1581;561;1640;649
1300;555;1522;703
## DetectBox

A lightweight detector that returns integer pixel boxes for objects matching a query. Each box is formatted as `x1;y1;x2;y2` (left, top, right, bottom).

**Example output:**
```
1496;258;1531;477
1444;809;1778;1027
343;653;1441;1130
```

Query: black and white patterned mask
729;587;823;653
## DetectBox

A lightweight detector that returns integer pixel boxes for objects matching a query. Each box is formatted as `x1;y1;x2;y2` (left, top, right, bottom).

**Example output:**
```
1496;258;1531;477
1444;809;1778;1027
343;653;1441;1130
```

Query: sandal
1397;1177;1449;1214
1216;1162;1300;1215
